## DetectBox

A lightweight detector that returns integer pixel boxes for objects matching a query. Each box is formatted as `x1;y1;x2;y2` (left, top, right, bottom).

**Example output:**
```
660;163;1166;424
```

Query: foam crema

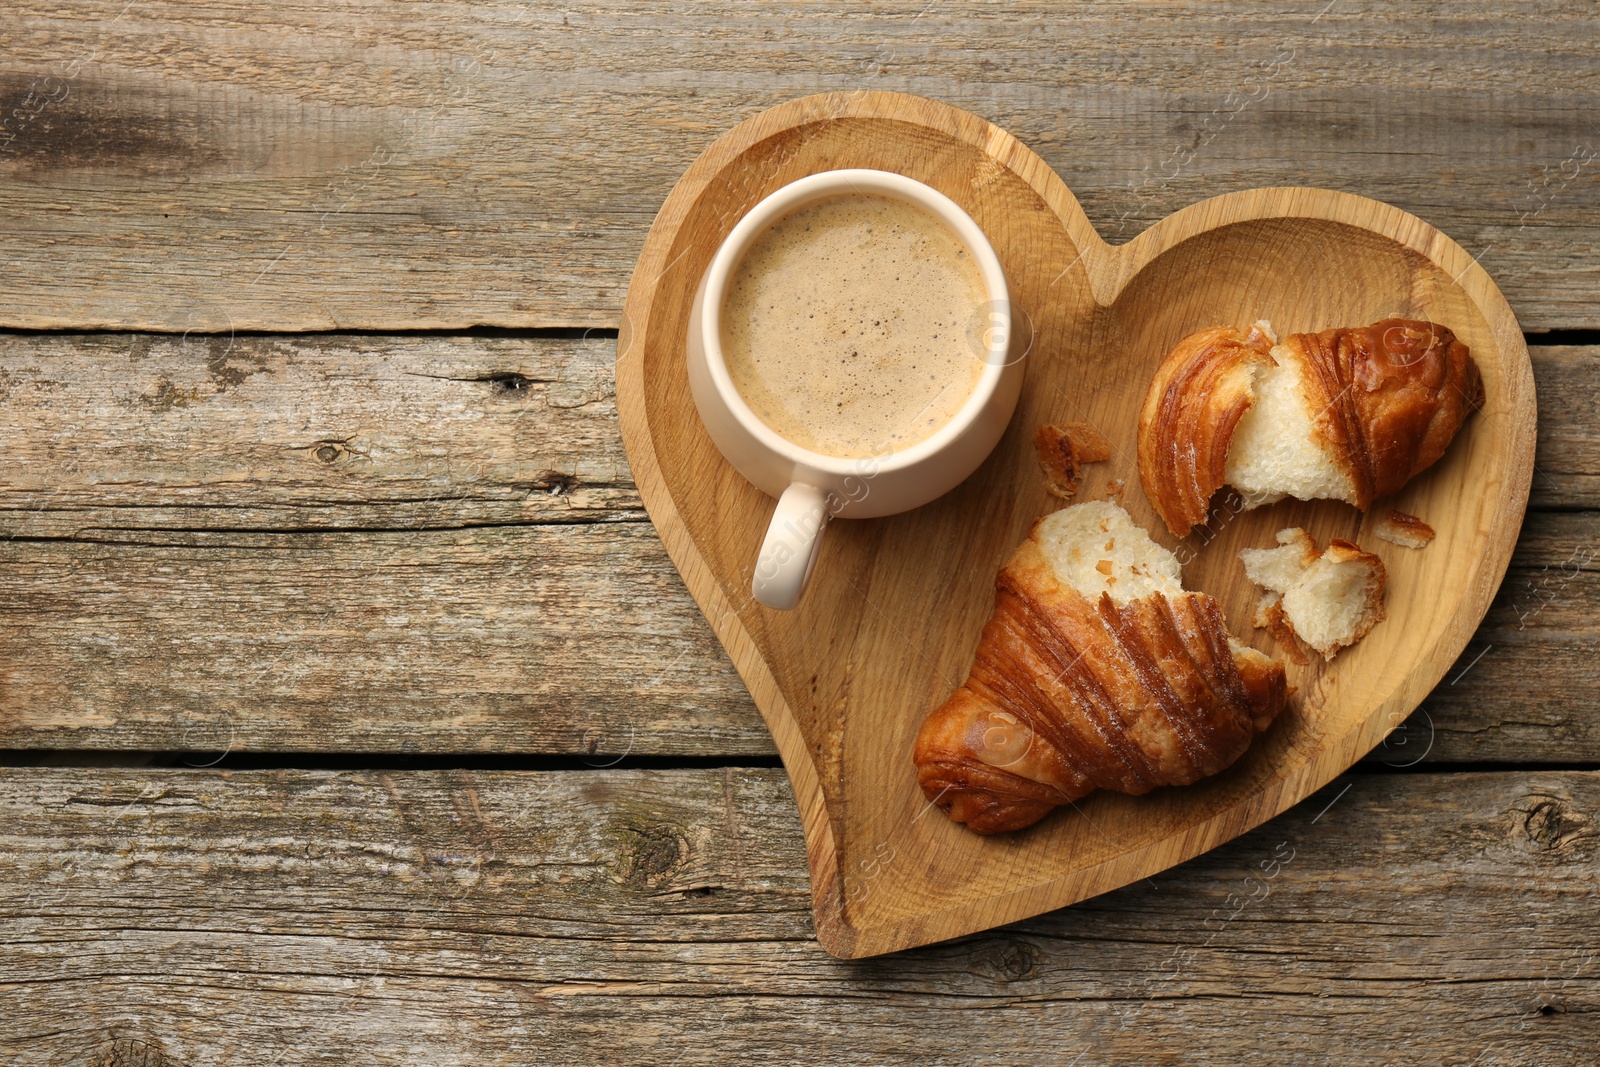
721;193;989;459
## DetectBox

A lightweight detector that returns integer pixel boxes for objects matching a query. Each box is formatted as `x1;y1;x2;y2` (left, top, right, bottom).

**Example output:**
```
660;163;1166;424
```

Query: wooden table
2;3;1596;1062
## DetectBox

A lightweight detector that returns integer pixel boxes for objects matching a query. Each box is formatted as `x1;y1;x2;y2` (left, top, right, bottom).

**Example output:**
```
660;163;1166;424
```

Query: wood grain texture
616;91;1535;955
0;524;750;757
0;505;1593;764
1417;510;1600;762
0;766;1595;1065
0;333;639;535
0;334;1591;534
0;1;1589;1053
1;1;1598;331
0;334;1585;761
1526;346;1600;510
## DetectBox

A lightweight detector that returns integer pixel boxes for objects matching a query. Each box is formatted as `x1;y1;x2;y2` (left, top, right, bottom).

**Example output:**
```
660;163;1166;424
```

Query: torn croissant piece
1239;528;1387;660
1136;320;1278;535
913;501;1289;835
1034;421;1112;499
1375;509;1436;549
1138;317;1484;536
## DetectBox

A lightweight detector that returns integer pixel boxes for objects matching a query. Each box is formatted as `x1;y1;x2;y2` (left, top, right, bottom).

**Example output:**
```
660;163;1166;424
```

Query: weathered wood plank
0;334;1593;760
0;511;1594;761
0;333;639;534
1405;508;1600;765
1;2;1598;331
0;336;1592;533
0;766;1594;1064
0;523;758;756
1524;346;1600;511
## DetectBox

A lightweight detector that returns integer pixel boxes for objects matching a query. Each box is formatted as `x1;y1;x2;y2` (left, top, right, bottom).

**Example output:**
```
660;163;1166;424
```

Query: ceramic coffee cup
686;168;1024;610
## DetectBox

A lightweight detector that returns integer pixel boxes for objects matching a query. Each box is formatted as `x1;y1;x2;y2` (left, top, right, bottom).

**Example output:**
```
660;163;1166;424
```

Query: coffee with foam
721;194;989;459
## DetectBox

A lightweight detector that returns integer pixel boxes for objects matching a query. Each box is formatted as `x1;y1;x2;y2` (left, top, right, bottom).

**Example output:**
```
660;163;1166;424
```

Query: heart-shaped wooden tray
616;92;1534;958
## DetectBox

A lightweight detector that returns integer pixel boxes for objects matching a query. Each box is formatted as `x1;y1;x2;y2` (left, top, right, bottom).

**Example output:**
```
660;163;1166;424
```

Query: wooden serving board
615;91;1535;958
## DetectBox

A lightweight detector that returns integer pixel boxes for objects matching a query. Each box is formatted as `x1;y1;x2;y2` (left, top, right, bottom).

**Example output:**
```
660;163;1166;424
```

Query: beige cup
686;169;1025;610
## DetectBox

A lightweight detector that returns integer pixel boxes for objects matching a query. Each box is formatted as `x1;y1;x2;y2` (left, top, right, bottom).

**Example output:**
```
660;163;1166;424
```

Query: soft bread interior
1281;548;1384;654
1238;527;1318;596
1239;528;1386;658
1223;329;1359;509
1033;500;1183;606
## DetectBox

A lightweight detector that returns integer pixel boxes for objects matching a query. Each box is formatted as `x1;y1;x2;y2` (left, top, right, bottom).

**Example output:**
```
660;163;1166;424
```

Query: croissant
913;501;1288;835
1138;317;1484;537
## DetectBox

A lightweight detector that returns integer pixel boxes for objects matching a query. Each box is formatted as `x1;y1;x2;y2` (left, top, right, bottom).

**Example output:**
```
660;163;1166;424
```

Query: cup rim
698;168;1012;477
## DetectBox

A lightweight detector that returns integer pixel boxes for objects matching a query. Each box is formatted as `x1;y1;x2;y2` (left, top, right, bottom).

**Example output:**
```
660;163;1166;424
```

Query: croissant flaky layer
1138;317;1484;536
913;504;1289;835
1136;322;1278;537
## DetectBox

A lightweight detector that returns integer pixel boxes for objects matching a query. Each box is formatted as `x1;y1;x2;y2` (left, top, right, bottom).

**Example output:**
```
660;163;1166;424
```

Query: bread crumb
1375;509;1435;549
1239;528;1387;659
1034;421;1113;499
1257;596;1310;665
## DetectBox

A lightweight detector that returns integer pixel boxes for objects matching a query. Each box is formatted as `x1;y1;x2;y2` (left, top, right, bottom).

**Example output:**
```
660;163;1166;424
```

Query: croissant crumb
1239;528;1387;659
1034;421;1112;499
1375;509;1436;549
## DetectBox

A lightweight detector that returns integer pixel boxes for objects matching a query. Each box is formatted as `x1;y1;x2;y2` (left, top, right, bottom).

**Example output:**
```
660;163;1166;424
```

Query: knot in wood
100;1034;183;1067
535;470;580;496
975;936;1040;983
485;372;533;395
1513;793;1595;855
616;822;690;889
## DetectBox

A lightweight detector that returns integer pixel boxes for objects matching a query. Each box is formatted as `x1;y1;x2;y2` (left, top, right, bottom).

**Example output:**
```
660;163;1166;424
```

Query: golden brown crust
1287;319;1483;508
1233;644;1293;727
1138;318;1482;536
913;528;1289;835
1033;421;1112;500
1137;324;1276;536
1375;509;1436;549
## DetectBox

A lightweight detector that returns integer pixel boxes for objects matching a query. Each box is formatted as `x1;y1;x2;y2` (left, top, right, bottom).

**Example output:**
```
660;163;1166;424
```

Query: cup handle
752;483;830;610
